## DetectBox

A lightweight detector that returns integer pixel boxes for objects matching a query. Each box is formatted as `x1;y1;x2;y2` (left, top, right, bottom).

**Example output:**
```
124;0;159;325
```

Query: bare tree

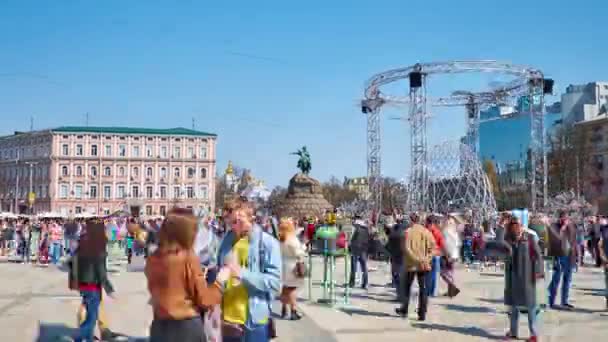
322;176;358;208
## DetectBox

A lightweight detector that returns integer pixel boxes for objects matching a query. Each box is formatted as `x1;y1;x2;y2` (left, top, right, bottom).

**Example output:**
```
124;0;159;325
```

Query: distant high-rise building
562;82;608;124
478;101;562;178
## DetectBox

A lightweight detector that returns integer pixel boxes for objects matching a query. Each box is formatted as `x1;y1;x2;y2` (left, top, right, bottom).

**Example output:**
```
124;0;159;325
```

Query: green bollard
343;248;350;304
307;253;313;302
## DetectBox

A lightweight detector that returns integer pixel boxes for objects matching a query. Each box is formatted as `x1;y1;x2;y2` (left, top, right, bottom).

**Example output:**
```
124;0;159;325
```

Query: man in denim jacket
217;200;282;342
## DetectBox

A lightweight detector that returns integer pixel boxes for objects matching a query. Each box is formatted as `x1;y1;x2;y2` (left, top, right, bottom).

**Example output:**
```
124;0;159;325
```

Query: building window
117;185;126;199
160;146;168;158
188;146;194;158
200;143;207;159
146;205;153;215
187;186;194;199
200;168;207;179
91;145;98;156
159;205;166;216
62;144;69;156
174;146;181;158
187;167;195;179
75;206;82;214
105;145;112;157
90;166;98;177
59;184;68;199
74;185;83;199
76;144;84;156
89;185;97;199
104;166;111;176
199;186;208;199
133;145;140;157
160;167;167;178
173;186;180;198
146;145;153;157
132;166;139;177
75;166;83;176
160;186;167;199
118;166;126;177
132;185;140;198
146;186;153;199
174;167;181;178
146;167;153;178
103;185;111;199
61;165;69;176
119;144;126;157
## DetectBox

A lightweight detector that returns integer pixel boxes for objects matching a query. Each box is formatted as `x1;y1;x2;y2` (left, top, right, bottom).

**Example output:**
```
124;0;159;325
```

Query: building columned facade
0;126;217;216
344;177;370;200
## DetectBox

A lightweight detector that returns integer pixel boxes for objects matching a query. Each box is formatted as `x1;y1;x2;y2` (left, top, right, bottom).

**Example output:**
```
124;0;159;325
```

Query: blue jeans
390;259;402;288
222;323;269;342
349;253;368;288
426;256;441;297
509;305;538;337
76;290;101;342
50;242;62;264
604;267;608;300
548;256;573;306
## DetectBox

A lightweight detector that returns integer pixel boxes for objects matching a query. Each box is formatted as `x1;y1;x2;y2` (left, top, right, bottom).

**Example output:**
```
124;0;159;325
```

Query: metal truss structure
428;141;497;224
361;60;550;214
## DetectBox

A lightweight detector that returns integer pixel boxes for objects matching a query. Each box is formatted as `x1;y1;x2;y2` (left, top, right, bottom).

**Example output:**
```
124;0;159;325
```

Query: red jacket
429;226;445;256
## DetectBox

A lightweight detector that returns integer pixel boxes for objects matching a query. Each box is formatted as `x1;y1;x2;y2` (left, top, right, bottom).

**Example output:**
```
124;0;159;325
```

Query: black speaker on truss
543;78;554;94
409;72;422;88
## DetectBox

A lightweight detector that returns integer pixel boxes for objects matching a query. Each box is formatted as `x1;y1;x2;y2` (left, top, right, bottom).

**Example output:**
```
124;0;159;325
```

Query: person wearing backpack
547;211;578;310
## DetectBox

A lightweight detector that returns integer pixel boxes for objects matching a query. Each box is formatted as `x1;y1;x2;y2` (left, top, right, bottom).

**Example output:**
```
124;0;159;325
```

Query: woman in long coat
504;216;544;341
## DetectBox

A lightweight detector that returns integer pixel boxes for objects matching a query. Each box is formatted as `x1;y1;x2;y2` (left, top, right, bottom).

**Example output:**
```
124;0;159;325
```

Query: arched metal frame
361;60;549;214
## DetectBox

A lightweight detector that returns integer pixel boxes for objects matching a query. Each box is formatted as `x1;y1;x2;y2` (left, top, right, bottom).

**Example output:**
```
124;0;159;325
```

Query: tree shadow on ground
440;304;497;314
479;272;505;277
339;307;394;318
477;297;504;304
573;286;602;292
37;322;146;342
349;292;399;303
551;305;605;314
411;322;503;340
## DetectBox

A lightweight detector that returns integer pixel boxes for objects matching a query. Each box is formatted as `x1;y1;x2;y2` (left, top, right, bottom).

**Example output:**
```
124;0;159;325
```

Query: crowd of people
2;204;608;342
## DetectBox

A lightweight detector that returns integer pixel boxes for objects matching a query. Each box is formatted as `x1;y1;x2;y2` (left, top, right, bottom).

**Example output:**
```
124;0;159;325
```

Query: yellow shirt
222;236;249;324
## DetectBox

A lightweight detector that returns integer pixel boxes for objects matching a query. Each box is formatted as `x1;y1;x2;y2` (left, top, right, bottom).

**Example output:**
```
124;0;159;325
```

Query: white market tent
0;212;18;219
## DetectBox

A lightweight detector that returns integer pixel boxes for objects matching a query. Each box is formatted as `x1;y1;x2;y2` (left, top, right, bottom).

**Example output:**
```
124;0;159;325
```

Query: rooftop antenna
85;112;90;127
30;116;34;131
192;117;195;130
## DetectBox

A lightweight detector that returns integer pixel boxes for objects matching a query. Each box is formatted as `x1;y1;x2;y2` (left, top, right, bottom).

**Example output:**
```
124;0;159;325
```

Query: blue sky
1;0;607;187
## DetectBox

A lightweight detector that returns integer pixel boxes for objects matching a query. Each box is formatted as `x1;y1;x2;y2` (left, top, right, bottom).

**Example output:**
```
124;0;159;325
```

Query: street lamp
25;161;38;214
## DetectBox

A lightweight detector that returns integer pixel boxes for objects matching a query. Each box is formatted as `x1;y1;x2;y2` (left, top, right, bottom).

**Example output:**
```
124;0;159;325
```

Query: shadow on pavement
37;322;147;342
477;297;504;304
441;304;497;314
37;323;78;342
349;292;398;303
339;307;394;318
411;322;503;340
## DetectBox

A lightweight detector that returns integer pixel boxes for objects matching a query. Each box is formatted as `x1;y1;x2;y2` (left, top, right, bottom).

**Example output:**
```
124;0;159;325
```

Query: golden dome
225;161;234;175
